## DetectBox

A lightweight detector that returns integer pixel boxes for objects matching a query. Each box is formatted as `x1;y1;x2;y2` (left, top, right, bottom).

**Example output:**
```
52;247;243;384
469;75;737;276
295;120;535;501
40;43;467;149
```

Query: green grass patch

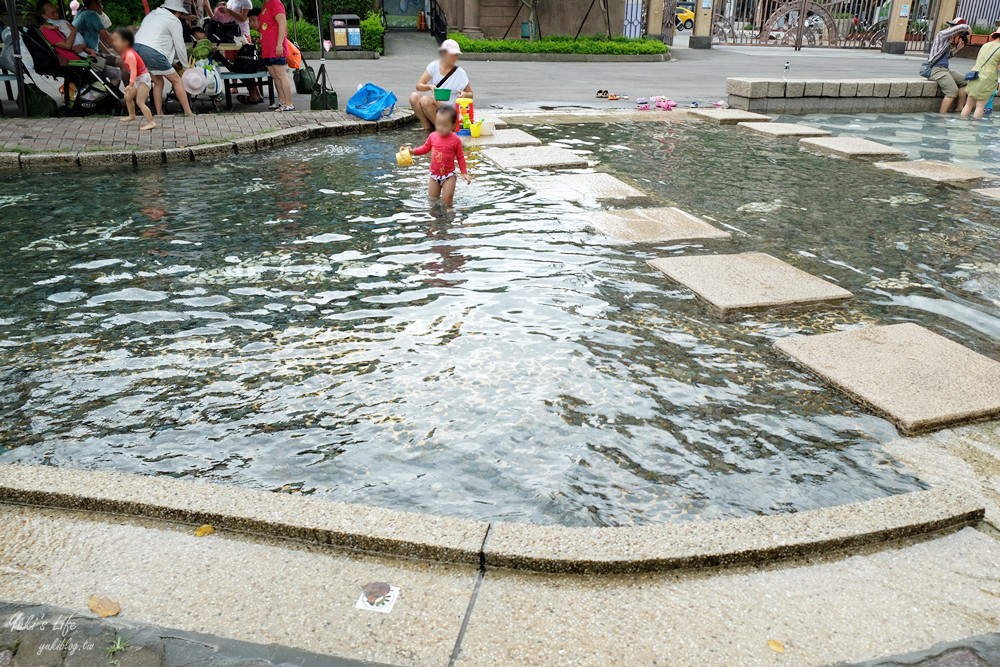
448;33;668;55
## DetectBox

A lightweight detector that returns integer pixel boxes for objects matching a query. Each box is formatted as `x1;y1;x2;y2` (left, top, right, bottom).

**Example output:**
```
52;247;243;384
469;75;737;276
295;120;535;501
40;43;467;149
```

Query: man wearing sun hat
135;0;195;116
927;17;972;114
408;38;474;132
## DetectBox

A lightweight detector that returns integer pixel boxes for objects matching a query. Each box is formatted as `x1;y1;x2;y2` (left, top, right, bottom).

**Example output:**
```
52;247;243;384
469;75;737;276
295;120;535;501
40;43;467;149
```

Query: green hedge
292;18;320;51
360;11;384;54
448;33;668;55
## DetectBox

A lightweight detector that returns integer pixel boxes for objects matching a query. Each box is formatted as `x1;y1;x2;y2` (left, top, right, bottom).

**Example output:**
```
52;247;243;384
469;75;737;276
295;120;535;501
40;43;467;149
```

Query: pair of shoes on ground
268;102;295;112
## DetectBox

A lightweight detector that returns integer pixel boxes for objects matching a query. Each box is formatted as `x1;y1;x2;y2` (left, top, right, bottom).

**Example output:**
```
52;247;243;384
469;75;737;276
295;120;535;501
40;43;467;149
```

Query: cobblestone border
0;110;415;172
0;464;983;574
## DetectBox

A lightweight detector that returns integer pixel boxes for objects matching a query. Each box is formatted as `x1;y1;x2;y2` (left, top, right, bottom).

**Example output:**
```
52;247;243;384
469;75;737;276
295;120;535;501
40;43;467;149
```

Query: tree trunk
662;0;677;45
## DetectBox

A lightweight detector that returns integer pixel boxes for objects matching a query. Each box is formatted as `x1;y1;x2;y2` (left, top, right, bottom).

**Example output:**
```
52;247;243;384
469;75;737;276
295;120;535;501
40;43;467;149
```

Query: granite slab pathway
687;108;772;124
480;145;589;170
738;121;831;138
522;172;648;204
776;323;1000;435
874;159;996;184
589;207;731;242
0;504;477;667
799;136;907;159
455;528;1000;667
462;128;540;148
647;252;853;316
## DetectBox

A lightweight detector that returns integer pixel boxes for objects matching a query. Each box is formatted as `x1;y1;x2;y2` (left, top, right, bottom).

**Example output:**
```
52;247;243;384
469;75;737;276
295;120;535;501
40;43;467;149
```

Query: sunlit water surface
1;118;997;526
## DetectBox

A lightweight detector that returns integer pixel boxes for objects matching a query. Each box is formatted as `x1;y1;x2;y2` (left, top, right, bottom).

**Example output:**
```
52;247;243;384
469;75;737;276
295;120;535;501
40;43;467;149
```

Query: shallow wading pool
1;119;997;527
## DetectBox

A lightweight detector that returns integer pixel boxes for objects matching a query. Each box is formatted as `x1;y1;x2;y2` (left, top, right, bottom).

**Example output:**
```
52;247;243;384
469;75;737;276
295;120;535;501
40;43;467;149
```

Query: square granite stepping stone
799;136;906;159
523;173;647;203
463;128;541;148
738;122;831;138
647;252;852;316
874;159;995;184
481;145;588;170
589;207;731;243
688;109;772;125
971;187;1000;201
775;323;1000;434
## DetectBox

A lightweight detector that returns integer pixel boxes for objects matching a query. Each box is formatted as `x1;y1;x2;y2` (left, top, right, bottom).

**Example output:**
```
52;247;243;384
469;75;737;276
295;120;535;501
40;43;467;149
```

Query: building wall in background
439;0;629;39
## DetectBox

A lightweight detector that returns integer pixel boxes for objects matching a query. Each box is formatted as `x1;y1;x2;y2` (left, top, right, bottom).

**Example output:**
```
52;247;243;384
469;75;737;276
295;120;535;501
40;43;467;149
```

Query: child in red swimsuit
401;106;471;207
111;28;156;131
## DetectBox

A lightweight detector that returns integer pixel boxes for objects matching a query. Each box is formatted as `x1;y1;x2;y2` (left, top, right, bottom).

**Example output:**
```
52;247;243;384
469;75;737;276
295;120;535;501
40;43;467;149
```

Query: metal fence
955;0;1000;26
712;0;938;50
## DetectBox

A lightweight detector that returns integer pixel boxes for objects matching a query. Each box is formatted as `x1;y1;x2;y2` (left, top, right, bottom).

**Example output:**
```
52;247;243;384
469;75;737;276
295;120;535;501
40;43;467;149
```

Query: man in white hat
134;0;194;116
408;38;473;132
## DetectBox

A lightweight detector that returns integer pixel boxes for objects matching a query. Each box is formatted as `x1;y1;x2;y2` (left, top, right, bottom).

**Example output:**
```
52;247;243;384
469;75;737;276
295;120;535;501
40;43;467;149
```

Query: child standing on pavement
112;28;156;131
401;106;471;208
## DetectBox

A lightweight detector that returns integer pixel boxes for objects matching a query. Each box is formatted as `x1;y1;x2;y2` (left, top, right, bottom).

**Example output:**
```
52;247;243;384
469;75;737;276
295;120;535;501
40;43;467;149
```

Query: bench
219;70;275;111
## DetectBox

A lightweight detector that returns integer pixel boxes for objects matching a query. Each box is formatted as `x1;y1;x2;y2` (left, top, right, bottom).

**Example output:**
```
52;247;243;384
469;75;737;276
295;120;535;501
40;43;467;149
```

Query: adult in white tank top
409;38;473;132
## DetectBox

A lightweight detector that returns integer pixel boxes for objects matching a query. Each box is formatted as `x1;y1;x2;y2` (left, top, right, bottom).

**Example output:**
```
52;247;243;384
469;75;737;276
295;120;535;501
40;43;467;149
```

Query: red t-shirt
412;131;468;176
259;0;285;59
41;24;81;62
121;47;148;82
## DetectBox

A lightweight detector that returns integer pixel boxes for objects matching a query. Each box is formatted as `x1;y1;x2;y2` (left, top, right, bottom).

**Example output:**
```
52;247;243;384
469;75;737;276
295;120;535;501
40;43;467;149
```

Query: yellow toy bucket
470;121;482;138
396;148;413;167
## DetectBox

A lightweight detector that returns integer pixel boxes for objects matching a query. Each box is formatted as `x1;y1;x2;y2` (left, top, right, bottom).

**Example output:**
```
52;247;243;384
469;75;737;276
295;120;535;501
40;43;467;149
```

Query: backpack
24;82;59;117
346;83;396;121
0;26;34;73
205;18;241;43
293;62;315;93
230;42;261;73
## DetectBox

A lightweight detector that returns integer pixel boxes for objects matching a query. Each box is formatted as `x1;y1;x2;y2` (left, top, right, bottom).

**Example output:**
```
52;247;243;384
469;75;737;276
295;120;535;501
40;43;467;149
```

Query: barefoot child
401;106;470;207
112;28;156;131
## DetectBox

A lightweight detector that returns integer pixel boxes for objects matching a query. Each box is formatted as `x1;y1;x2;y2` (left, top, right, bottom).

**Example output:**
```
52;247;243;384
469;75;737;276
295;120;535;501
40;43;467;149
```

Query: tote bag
346;83;396;121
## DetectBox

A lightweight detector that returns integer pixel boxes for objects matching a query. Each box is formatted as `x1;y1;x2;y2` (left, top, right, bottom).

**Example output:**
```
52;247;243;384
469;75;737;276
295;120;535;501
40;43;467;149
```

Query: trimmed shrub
360;10;383;53
292;17;320;50
448;33;668;55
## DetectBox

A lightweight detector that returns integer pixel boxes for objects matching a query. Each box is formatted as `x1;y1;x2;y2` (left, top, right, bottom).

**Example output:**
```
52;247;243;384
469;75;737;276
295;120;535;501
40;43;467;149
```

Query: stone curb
0;464;983;575
0;110;415;173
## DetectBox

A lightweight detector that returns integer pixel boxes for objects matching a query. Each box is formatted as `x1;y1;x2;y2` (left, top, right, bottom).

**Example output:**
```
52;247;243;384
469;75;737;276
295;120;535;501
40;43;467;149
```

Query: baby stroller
165;40;226;112
18;24;121;116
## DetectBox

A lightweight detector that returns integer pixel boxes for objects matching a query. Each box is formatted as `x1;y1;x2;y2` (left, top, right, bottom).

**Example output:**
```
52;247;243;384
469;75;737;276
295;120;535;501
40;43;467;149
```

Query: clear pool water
1;118;997;526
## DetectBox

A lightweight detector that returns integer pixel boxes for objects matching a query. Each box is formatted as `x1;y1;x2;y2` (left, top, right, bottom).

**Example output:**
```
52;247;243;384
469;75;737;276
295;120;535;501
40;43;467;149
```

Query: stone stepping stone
775;323;1000;435
799;136;906;160
589;207;731;243
480;145;588;170
523;172;647;203
971;187;1000;201
874;159;995;184
687;108;772;125
738;122;831;138
463;128;541;148
647;252;852;316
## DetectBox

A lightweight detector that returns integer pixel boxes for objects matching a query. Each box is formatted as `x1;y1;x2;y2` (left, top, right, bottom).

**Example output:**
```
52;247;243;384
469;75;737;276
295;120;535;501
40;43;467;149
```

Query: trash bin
330;14;361;50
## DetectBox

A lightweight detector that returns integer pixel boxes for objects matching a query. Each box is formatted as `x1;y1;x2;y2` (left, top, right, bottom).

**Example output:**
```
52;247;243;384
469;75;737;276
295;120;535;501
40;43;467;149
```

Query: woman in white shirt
135;0;194;116
408;38;472;132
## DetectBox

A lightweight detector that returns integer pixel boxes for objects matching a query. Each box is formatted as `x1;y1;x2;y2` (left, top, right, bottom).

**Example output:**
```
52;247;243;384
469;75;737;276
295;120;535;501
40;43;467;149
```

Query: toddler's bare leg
428;176;442;201
440;176;457;207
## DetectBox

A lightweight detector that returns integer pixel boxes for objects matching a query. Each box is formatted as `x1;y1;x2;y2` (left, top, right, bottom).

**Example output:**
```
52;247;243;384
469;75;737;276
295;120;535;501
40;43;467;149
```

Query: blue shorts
133;43;172;75
262;57;287;67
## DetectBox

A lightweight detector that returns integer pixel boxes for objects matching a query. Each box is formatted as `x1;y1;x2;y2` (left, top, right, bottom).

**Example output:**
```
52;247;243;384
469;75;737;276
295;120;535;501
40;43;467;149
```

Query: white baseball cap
439;38;462;55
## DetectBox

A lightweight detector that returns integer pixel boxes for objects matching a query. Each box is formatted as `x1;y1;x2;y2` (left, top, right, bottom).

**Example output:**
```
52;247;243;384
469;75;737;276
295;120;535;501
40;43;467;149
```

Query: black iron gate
711;0;939;50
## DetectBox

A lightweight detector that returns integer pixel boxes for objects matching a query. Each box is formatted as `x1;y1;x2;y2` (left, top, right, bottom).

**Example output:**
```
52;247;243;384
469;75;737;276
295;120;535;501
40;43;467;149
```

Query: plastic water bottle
783;61;790;80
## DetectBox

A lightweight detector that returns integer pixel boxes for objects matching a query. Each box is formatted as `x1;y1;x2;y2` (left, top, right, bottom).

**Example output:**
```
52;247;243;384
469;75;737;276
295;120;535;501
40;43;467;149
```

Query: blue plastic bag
346;83;397;121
